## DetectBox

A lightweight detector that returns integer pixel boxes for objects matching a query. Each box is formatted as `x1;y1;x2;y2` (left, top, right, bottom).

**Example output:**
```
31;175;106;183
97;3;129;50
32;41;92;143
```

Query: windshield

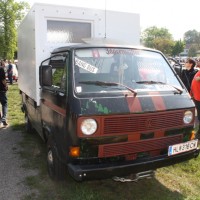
73;48;182;96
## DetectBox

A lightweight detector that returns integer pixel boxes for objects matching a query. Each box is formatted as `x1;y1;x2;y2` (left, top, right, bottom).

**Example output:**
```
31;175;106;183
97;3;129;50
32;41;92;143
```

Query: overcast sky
23;0;200;40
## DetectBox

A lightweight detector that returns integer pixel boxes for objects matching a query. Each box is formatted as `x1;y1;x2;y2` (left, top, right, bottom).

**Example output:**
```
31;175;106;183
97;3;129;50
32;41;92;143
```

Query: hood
79;92;194;115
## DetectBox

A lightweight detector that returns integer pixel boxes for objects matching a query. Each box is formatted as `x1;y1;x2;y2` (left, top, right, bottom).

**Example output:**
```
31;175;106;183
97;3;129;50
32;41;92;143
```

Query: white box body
18;3;140;105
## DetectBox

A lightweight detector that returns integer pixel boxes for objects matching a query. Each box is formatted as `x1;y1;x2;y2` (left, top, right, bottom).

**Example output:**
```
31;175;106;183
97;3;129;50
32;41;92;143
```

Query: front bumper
68;148;199;181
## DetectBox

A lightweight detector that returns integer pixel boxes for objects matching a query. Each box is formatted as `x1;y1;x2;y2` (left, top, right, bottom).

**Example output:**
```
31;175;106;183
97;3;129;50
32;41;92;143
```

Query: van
18;4;199;182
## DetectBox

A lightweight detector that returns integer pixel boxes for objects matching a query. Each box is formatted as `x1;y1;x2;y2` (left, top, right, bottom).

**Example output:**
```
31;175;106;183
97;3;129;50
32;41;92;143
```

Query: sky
23;0;200;40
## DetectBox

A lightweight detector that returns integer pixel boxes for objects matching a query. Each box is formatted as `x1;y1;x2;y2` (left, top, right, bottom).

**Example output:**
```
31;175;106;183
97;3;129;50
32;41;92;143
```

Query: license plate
168;139;198;156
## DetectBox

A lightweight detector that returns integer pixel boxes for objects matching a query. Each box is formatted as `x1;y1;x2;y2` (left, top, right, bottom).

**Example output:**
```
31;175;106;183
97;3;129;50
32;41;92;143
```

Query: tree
172;40;185;57
184;29;198;45
153;38;174;55
183;30;200;56
188;45;197;57
141;26;174;55
0;0;29;59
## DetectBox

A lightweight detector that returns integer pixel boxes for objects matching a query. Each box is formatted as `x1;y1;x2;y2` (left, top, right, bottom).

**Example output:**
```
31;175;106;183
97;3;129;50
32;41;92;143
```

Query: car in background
5;63;18;82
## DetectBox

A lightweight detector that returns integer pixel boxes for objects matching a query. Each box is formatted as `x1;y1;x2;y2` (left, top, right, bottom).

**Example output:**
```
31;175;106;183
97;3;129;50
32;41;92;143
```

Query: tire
25;114;33;133
47;140;67;181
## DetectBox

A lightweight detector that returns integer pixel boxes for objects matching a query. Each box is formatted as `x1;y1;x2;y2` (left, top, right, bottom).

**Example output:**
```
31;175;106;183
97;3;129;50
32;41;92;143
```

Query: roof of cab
51;38;161;54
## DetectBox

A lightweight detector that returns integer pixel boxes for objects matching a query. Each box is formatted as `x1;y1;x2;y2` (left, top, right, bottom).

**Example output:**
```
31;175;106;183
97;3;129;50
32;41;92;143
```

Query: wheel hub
47;150;53;164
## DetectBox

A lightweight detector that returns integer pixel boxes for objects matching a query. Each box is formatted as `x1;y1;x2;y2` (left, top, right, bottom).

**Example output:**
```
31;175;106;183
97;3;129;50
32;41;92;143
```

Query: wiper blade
136;80;164;84
136;81;183;94
79;81;117;86
79;81;137;97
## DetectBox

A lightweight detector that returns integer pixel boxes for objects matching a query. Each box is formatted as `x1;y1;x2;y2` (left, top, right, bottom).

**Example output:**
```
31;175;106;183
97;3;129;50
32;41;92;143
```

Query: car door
41;52;69;152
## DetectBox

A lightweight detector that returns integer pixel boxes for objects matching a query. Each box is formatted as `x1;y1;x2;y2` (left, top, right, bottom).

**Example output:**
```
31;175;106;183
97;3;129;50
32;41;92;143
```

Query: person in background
3;59;8;67
0;60;6;71
0;64;8;126
181;58;197;92
191;60;200;139
7;60;13;85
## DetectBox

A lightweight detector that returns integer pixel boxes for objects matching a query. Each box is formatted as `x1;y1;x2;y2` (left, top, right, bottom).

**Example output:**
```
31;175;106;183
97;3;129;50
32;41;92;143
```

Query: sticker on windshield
75;57;98;74
76;86;82;93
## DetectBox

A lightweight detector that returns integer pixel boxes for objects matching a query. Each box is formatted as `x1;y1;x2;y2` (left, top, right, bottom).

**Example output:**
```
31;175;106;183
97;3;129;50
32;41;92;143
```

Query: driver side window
49;53;68;91
52;68;64;88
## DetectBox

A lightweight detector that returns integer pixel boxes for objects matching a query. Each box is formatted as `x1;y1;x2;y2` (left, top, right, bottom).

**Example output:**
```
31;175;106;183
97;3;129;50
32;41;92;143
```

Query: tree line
0;0;199;59
141;26;200;57
0;0;29;60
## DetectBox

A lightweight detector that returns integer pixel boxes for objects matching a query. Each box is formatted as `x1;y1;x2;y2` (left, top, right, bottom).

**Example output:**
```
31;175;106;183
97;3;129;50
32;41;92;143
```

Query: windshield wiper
79;81;117;86
79;81;137;97
136;81;183;94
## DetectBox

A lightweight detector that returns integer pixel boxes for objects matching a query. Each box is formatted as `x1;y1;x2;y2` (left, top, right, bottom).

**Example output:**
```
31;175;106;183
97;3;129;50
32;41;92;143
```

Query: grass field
7;84;200;200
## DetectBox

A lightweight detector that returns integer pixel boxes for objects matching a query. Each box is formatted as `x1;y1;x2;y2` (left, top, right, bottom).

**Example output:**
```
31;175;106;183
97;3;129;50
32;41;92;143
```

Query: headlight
183;110;193;124
81;119;97;135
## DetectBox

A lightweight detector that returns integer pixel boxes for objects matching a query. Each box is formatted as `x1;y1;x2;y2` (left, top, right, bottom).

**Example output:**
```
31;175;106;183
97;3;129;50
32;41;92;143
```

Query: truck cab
36;44;199;181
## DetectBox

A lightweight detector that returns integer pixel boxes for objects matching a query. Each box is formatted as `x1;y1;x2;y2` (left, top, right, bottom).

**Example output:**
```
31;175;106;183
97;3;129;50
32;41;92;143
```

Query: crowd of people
0;59;17;127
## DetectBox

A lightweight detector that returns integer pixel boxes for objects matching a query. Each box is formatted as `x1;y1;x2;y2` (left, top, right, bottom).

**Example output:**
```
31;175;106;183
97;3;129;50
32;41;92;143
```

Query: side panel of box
18;8;37;103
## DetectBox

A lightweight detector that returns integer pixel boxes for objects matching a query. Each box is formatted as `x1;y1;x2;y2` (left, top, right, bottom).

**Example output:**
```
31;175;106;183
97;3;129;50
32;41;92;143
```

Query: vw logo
145;119;153;128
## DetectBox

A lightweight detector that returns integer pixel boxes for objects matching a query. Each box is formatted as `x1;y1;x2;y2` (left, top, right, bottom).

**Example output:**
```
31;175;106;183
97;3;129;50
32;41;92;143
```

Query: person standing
0;65;8;126
7;60;13;85
1;60;6;71
191;60;200;138
181;58;197;92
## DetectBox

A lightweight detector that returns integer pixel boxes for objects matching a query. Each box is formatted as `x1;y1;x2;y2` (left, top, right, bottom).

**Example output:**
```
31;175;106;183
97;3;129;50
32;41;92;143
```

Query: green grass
7;84;200;200
7;83;24;129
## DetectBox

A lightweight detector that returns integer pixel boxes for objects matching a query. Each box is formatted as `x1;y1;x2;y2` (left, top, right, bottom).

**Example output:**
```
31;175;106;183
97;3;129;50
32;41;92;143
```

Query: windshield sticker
76;86;82;93
106;48;140;56
75;57;98;74
106;48;162;59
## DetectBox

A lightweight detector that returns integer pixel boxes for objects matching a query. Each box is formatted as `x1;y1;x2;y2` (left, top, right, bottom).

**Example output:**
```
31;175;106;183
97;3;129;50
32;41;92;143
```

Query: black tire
25;114;33;133
47;140;67;181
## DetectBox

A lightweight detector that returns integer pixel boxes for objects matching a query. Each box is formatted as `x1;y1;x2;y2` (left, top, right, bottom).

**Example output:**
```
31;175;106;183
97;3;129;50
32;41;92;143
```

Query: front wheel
47;140;67;181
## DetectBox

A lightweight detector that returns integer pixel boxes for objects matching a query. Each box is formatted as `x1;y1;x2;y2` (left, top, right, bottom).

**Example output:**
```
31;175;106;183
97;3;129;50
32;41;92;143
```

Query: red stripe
149;92;166;111
42;99;66;117
126;96;142;112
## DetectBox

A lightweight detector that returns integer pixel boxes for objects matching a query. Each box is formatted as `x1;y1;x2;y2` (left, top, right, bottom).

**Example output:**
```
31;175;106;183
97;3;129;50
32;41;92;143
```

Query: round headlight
183;110;193;124
81;119;97;135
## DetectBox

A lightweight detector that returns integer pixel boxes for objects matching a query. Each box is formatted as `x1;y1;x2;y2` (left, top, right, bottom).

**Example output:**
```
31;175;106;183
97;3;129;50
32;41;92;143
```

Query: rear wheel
47;140;67;181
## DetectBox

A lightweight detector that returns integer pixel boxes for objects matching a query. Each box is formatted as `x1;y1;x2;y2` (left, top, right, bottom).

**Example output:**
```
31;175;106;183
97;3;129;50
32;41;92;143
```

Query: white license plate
168;139;198;156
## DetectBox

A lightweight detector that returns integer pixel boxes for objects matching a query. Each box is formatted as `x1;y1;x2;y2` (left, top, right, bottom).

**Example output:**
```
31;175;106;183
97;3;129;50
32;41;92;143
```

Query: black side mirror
39;65;52;86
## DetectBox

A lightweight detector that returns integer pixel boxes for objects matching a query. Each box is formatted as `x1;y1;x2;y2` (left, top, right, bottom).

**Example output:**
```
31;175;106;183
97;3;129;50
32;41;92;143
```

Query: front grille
104;111;184;135
98;134;182;158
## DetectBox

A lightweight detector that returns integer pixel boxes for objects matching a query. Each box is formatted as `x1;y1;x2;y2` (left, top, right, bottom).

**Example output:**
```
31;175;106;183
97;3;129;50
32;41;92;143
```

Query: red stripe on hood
149;92;166;111
126;96;142;112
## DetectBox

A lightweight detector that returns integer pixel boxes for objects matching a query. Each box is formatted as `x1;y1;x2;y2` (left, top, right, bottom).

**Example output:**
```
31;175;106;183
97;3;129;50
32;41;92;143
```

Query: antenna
104;0;107;38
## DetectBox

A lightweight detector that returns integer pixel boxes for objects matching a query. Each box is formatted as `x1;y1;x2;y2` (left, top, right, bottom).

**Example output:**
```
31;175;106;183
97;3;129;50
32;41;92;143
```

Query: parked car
5;63;18;82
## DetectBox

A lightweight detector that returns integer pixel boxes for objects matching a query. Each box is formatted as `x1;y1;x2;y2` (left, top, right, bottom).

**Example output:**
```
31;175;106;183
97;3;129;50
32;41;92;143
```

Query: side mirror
39;65;52;86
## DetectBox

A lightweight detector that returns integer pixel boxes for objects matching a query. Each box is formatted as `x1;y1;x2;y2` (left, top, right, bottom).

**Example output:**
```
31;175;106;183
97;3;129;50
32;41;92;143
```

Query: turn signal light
190;131;196;140
69;146;80;157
